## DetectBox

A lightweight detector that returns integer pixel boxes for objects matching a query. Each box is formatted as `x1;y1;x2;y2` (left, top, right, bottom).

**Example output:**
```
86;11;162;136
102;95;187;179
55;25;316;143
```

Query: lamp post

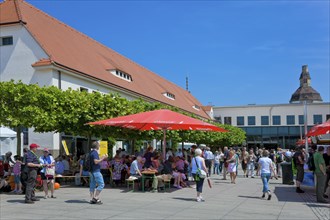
303;100;308;152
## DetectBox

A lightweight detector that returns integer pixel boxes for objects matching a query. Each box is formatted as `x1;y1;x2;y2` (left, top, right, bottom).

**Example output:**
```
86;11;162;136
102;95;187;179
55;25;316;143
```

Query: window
261;116;269;125
313;114;322;124
248;116;255;126
326;114;330;121
298;115;304;125
224;117;231;125
163;92;175;100
80;87;88;92
272;115;281;125
0;36;13;46
286;115;295;125
192;105;200;111
110;70;132;82
214;117;222;123
237;116;244;126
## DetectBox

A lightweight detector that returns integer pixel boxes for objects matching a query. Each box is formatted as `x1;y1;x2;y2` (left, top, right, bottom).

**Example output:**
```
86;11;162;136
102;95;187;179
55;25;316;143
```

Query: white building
0;0;209;155
213;65;330;148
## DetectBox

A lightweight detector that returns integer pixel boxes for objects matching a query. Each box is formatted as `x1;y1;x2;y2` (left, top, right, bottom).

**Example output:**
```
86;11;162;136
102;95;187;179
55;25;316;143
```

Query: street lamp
303;99;308;153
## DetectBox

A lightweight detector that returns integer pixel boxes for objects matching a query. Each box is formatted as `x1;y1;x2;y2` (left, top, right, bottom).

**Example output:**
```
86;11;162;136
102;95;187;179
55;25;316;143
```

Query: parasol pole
163;129;167;160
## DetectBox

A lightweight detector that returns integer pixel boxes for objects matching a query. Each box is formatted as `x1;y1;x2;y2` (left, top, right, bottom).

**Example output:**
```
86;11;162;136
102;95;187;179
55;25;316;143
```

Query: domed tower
290;65;323;103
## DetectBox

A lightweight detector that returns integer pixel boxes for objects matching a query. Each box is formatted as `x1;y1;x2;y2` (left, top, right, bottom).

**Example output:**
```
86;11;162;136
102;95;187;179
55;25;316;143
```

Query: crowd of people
0;142;329;204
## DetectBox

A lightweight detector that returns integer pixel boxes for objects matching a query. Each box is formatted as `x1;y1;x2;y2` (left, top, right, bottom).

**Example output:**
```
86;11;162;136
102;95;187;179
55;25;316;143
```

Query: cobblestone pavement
1;173;329;220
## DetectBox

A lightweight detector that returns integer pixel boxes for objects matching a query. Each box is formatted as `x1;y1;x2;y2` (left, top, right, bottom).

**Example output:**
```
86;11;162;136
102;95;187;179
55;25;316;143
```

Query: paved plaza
1;173;329;220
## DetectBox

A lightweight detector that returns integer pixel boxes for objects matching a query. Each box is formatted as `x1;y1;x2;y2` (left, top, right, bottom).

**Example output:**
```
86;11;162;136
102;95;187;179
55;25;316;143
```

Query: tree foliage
0;81;246;155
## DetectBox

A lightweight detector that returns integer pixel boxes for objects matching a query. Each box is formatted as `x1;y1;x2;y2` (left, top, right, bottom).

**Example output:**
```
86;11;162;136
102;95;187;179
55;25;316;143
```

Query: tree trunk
16;126;22;156
87;133;92;149
131;139;135;155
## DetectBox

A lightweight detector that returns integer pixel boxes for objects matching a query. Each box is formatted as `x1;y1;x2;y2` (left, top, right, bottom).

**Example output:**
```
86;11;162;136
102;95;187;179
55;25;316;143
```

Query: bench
125;177;136;191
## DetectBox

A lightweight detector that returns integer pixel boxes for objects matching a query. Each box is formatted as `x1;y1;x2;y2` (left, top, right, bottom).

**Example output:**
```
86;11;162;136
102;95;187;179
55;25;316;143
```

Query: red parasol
88;109;227;158
307;119;330;137
296;138;312;146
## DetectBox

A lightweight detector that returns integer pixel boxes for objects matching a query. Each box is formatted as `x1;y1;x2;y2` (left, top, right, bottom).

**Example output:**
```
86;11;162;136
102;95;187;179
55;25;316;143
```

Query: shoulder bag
194;157;207;179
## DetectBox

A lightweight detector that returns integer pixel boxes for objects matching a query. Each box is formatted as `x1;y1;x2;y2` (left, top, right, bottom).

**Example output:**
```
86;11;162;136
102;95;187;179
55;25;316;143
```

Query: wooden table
141;170;157;192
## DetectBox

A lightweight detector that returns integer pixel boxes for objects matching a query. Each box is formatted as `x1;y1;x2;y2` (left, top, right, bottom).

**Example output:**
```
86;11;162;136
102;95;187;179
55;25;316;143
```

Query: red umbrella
88;109;227;158
307;119;330;137
296;138;312;146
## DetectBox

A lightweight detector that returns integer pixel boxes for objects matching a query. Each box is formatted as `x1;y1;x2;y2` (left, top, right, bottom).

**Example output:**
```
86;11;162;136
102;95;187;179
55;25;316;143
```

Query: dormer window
163;92;175;100
193;105;201;111
110;69;132;82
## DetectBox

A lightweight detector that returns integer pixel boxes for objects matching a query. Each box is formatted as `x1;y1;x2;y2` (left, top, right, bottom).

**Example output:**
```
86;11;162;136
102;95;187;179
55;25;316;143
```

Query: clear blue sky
28;0;329;106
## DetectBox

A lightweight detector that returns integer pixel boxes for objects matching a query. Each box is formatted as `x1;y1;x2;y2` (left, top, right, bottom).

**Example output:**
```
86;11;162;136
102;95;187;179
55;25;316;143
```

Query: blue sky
28;0;329;106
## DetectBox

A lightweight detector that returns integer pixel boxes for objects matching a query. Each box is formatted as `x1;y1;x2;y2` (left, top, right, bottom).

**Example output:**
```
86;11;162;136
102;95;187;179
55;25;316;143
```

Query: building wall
0;25;48;84
213;103;330;127
213;103;330;148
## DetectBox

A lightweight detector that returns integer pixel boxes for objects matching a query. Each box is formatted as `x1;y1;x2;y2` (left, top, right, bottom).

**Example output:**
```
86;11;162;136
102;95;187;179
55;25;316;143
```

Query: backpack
276;153;283;163
307;154;315;171
83;153;92;172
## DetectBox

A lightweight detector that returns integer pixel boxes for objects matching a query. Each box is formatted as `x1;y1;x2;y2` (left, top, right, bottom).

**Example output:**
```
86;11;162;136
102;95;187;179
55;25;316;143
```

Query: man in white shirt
204;147;214;176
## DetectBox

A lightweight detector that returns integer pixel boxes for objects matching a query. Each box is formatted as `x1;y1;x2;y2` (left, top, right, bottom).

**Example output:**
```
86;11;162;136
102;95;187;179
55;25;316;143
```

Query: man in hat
25;143;43;204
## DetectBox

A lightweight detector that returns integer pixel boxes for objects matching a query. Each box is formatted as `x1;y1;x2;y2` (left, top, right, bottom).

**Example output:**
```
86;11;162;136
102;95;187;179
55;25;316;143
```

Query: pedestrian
25;143;43;204
269;149;277;179
293;146;305;193
191;148;208;202
276;148;284;177
219;149;224;174
213;151;220;175
323;147;330;198
204;147;213;177
313;146;328;203
12;155;23;194
257;150;277;200
20;148;28;194
240;147;249;177
39;148;56;199
222;146;229;180
227;150;237;184
247;149;256;178
89;141;108;205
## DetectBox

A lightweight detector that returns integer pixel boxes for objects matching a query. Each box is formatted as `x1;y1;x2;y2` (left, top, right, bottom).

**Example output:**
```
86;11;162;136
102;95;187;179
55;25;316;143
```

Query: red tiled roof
0;0;210;119
201;106;212;112
32;58;52;67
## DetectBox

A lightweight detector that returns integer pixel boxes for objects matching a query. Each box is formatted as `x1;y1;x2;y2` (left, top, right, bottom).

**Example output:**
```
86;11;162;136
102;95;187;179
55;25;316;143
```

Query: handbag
45;166;55;178
194;157;206;179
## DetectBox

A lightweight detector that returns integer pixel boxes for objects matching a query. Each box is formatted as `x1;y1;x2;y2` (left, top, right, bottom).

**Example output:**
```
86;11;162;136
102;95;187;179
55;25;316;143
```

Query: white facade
0;25;143;154
213;103;330;148
213;103;330;127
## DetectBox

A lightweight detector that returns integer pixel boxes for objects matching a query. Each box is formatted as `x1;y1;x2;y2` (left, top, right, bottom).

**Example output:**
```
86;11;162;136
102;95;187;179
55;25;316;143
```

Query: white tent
0;127;22;156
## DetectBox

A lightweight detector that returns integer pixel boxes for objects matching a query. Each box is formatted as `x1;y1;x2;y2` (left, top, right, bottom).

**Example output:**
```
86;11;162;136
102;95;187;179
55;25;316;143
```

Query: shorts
41;172;54;180
296;166;304;182
14;175;21;184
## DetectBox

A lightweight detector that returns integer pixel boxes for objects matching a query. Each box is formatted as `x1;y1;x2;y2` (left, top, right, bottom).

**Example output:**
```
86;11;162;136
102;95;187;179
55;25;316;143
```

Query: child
12;155;22;194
